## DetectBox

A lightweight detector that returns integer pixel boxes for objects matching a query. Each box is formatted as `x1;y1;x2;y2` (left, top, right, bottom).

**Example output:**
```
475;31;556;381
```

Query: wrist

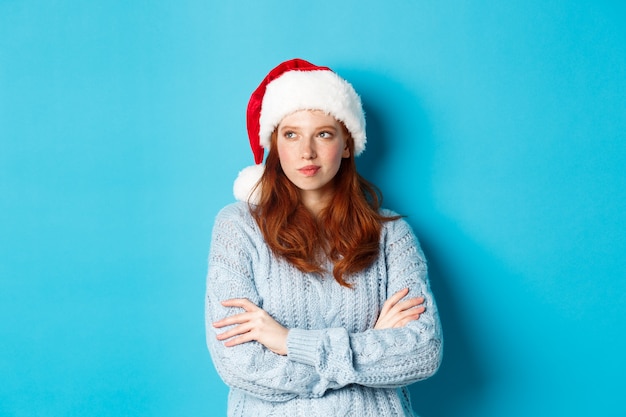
287;328;324;366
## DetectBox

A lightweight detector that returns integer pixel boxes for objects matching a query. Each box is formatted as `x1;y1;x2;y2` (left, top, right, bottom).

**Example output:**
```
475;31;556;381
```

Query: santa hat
233;58;366;203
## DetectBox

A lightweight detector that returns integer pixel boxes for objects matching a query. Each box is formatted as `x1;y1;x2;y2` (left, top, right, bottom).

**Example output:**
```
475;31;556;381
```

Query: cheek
276;145;298;170
328;145;346;163
276;142;289;162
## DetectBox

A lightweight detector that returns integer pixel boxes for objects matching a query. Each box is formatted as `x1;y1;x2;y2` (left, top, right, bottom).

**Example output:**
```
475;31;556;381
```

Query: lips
298;165;320;176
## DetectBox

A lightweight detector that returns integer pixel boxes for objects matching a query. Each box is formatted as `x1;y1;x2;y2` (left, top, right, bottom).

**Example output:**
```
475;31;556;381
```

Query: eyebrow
279;125;338;131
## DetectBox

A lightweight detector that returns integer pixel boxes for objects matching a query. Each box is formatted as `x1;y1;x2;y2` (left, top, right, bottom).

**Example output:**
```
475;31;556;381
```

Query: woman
205;58;442;417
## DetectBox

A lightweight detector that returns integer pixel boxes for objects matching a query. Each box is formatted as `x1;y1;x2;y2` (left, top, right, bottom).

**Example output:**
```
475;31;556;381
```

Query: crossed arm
212;287;426;356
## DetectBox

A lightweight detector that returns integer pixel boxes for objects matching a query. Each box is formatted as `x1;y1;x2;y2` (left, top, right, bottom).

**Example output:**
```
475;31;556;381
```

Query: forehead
278;109;340;127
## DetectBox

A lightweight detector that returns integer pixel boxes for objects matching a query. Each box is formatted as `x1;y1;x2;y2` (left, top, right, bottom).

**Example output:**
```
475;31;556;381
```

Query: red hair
250;129;399;287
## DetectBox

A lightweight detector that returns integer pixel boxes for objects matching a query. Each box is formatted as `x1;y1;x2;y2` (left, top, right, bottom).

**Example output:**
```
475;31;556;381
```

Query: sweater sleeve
205;204;322;401
286;216;443;390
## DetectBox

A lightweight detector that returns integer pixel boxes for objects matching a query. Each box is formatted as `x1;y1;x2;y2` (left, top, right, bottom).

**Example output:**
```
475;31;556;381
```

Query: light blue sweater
205;202;443;417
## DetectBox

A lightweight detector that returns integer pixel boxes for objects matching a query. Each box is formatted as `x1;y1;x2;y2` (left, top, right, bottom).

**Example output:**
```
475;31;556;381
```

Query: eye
318;131;334;139
283;131;297;139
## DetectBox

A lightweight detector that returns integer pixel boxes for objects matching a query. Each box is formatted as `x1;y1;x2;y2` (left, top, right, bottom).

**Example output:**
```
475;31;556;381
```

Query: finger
394;314;421;328
385;304;425;328
220;298;258;310
213;311;256;328
392;306;426;328
389;288;410;304
223;331;255;347
391;297;425;314
216;322;254;340
381;288;409;315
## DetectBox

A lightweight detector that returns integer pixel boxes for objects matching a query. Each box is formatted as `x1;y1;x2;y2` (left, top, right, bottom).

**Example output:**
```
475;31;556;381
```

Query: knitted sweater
205;202;443;417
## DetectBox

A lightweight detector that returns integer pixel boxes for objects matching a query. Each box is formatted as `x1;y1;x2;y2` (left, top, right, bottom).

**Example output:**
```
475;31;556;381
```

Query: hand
374;288;425;330
213;298;289;356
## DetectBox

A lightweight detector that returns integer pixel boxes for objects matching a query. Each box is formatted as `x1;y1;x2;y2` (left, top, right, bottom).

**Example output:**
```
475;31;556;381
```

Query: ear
342;141;350;158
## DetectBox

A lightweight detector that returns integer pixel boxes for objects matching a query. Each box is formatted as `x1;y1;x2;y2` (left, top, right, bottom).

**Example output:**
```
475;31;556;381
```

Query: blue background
1;1;625;416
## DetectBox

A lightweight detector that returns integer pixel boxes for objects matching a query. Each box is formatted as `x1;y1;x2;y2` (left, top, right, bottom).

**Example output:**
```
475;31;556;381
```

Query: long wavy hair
250;127;399;287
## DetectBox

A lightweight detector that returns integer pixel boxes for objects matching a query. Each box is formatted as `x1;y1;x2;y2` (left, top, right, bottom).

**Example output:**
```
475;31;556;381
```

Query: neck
300;190;333;218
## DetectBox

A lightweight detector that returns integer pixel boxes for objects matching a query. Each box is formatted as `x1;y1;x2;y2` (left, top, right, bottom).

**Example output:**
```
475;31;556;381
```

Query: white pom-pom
233;164;264;204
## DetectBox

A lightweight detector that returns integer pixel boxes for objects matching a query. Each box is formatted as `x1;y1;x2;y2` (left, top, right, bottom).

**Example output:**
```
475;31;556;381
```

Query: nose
301;138;316;159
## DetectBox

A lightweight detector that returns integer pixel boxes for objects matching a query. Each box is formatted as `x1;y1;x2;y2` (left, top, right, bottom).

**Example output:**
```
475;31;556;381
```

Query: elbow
212;356;297;402
207;341;298;402
411;337;443;383
424;337;443;379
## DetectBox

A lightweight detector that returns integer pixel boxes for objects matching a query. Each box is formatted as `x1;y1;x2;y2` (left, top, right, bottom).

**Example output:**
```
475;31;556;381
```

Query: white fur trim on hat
258;70;366;156
233;164;264;204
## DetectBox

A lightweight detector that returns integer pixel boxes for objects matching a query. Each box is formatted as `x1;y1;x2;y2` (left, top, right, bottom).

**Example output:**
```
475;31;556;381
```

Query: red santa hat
233;58;367;203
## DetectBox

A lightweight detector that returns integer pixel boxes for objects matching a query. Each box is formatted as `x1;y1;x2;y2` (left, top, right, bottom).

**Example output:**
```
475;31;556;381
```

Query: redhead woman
205;59;442;417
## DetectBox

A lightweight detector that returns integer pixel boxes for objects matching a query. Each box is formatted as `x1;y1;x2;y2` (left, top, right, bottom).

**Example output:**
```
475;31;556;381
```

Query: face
276;110;350;204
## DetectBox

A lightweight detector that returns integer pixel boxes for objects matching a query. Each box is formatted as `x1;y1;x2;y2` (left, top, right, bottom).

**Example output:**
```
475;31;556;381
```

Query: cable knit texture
205;202;443;417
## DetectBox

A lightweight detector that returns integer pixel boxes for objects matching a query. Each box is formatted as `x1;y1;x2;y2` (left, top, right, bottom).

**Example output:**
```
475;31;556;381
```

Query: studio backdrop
1;1;625;416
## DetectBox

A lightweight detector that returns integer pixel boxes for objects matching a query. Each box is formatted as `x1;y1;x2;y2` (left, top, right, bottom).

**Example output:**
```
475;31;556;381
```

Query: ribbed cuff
287;328;325;366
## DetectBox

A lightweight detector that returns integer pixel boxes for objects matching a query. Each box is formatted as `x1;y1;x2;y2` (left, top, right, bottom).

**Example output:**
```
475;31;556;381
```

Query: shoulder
210;202;267;262
212;202;261;241
379;208;412;237
213;202;257;229
215;201;254;221
379;207;400;218
379;208;426;257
